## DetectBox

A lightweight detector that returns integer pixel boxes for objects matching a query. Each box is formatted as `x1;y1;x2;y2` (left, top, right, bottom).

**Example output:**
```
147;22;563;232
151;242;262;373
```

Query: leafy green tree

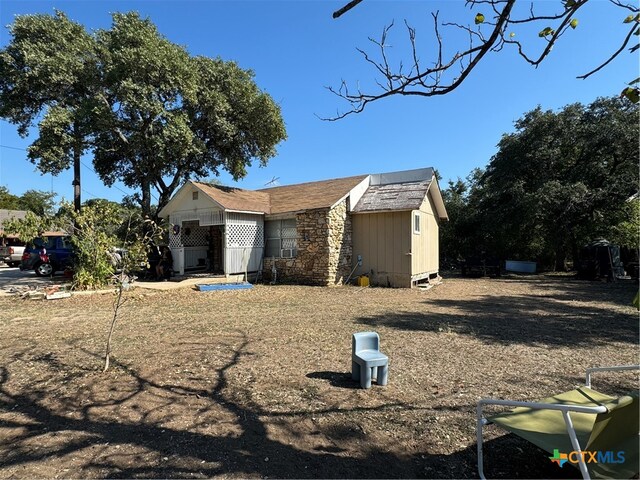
56;200;161;291
92;13;286;220
67;201;123;290
439;170;486;264
476;96;639;269
18;190;56;216
0;11;102;211
329;0;640;118
83;198;150;245
92;12;197;219
57;200;165;371
0;186;20;210
2;11;286;219
440;179;468;265
185;56;286;185
610;198;640;250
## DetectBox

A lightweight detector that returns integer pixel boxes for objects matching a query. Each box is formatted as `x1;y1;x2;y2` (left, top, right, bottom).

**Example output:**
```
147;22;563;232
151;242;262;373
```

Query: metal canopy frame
476;365;640;480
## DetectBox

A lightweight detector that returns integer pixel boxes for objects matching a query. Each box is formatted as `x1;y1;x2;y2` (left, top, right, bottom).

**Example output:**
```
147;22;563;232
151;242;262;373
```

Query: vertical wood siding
352;211;411;286
411;195;439;274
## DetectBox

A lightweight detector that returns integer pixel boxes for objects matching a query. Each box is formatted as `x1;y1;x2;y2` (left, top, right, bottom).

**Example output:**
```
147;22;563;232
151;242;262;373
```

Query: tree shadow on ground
473;433;580;479
0;340;422;478
0;336;589;479
356;289;638;347
453;274;638;308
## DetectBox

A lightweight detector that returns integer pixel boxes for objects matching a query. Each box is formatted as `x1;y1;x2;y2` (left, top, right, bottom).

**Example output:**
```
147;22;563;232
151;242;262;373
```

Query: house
158;167;448;287
0;209;28;245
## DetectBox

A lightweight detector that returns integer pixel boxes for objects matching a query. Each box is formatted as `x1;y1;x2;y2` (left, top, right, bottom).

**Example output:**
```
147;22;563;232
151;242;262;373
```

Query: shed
351;168;448;287
577;239;625;280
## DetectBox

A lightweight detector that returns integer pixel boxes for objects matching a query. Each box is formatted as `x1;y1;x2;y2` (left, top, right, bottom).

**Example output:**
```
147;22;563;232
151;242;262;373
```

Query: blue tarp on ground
196;283;253;291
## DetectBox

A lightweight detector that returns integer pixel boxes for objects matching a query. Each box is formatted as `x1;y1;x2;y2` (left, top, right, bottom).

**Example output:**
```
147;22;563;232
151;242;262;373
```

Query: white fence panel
226;224;264;248
184;246;208;270
225;247;263;274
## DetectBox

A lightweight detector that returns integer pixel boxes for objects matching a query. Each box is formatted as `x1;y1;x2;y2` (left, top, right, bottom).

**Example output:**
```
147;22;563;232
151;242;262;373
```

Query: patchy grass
0;275;637;478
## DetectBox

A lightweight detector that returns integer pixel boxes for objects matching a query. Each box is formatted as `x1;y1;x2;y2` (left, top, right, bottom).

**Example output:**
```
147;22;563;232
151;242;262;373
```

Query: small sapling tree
102;215;165;372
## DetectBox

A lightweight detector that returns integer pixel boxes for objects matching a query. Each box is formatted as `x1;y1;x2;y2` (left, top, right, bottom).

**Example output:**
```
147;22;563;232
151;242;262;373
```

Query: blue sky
0;0;636;205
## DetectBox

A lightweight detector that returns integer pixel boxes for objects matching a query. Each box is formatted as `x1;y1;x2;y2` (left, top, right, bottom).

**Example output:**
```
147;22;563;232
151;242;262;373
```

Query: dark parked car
20;235;74;276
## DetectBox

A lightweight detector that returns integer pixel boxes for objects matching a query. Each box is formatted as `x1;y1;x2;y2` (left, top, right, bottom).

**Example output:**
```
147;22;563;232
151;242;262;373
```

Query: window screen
264;219;297;258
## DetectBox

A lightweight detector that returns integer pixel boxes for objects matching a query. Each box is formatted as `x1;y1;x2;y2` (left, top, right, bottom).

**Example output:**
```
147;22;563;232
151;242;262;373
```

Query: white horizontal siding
170;210;224;227
226;212;262;226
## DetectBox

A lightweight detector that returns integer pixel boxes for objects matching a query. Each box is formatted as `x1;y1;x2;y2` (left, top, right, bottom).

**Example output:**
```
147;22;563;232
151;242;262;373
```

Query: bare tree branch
608;0;639;13
326;0;638;119
503;0;588;67
323;0;516;120
333;0;364;19
577;23;639;79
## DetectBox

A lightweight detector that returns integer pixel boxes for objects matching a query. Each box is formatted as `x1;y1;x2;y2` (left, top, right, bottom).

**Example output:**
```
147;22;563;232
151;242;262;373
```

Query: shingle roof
183;170;448;219
258;175;368;215
0;209;27;228
193;182;271;213
352;180;432;213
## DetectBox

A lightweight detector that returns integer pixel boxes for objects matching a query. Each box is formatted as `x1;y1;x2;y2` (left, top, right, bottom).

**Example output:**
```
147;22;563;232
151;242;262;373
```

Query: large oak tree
1;11;286;219
0;11;101;211
440;97;639;269
93;13;286;218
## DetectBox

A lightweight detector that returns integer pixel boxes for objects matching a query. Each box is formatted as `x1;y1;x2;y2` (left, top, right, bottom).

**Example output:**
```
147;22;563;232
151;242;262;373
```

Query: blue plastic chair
352;332;389;389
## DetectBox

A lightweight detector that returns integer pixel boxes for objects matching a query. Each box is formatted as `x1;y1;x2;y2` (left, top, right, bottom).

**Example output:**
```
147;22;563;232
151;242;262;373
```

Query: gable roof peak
191;181;271;214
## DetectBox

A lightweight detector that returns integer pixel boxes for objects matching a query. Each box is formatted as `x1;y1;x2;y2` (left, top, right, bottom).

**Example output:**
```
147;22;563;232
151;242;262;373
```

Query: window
192;191;199;200
59;236;73;249
413;212;421;235
265;219;298;258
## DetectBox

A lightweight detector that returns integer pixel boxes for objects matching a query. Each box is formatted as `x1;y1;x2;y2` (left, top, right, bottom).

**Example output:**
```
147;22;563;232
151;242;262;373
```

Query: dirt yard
0;274;637;479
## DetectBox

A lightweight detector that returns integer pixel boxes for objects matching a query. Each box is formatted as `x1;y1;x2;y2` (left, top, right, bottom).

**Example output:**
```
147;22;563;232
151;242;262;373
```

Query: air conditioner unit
281;249;294;258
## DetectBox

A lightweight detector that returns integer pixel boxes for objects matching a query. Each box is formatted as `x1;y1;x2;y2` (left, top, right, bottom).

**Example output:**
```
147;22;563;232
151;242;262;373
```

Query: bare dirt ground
0;274;637;479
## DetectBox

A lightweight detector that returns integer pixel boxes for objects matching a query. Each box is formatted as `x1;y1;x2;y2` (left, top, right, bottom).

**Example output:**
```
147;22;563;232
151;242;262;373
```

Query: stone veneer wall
327;199;352;285
263;199;352;286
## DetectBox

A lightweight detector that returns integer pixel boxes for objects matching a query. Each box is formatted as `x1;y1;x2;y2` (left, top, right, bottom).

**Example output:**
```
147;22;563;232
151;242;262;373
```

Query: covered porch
158;181;269;278
167;210;264;277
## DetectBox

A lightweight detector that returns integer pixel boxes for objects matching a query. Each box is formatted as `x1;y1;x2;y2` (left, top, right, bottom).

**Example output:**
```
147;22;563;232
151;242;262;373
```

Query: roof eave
427;177;449;221
264;212;301;220
226;209;267;215
352;208;414;215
